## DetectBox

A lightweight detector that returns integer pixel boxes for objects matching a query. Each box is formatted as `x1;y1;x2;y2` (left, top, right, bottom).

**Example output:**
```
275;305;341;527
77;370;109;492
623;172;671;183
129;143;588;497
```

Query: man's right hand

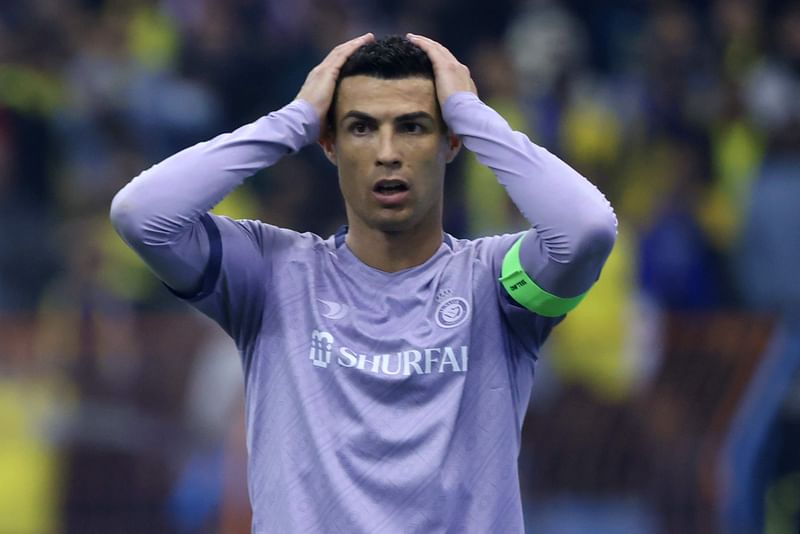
296;33;375;132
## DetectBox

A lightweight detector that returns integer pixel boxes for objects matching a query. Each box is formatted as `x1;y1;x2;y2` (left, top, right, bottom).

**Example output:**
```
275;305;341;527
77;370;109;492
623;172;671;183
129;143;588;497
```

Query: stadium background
1;0;799;532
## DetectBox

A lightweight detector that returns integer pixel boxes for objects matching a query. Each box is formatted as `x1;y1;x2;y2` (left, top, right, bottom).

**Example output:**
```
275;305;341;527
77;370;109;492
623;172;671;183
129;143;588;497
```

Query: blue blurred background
1;0;799;532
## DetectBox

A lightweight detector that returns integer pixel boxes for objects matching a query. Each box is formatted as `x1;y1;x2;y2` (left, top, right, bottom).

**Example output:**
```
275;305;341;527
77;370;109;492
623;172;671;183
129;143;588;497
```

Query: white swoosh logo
318;299;348;320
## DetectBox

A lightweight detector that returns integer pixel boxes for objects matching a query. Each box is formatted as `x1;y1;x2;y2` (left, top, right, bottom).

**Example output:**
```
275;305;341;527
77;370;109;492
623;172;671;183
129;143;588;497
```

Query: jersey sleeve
443;92;617;319
109;100;321;351
171;216;308;353
498;234;587;317
473;233;565;355
110;100;320;295
168;215;268;349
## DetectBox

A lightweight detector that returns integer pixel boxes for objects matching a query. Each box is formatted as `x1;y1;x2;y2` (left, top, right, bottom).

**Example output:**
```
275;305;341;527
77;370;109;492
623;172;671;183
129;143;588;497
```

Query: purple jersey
192;219;554;532
111;92;616;533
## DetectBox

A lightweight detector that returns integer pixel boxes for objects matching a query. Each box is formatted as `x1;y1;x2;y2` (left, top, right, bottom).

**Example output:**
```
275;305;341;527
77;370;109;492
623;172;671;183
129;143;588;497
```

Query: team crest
435;296;470;329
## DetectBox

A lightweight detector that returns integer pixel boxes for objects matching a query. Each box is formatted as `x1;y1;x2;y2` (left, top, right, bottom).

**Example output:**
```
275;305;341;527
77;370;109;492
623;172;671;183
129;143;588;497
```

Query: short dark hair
327;36;435;132
339;35;434;80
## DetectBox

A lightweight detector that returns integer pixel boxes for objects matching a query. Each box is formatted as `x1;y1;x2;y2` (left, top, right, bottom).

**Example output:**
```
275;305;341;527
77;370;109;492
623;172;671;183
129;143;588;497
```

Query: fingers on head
406;33;429;50
408;33;438;48
329;33;373;62
344;33;373;50
407;34;452;61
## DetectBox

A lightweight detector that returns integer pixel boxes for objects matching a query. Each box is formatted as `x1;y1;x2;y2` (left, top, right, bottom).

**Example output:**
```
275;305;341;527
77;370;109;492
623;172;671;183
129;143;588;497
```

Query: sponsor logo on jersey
317;299;348;320
309;329;334;368
307;331;468;376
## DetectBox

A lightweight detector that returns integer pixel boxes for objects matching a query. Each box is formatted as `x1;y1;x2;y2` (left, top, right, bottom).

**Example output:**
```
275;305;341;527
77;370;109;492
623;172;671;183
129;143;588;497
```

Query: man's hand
406;33;478;108
296;33;375;126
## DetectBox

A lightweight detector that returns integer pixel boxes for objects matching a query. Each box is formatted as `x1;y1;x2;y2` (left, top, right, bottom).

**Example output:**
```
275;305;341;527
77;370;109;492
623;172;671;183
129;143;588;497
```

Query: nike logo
318;299;348;320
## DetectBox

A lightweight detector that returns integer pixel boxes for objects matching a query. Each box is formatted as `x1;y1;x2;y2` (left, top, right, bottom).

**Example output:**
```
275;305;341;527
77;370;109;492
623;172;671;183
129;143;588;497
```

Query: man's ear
445;131;462;163
318;132;337;166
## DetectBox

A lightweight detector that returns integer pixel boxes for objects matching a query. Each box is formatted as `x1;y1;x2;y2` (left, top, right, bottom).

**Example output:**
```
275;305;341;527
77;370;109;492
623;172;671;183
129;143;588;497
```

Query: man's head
326;36;436;132
321;36;461;235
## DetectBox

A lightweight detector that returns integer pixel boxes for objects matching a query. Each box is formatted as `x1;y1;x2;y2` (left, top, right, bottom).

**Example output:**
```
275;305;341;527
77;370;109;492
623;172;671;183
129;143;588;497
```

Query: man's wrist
442;92;483;130
280;99;322;148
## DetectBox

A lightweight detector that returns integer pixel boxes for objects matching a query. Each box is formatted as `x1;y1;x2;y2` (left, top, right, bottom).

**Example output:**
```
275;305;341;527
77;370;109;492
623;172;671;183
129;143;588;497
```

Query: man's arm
109;101;320;294
110;33;374;295
409;34;617;315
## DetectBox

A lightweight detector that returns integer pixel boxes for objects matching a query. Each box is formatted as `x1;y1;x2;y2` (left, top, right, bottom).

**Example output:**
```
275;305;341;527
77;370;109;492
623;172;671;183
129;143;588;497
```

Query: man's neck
345;221;444;273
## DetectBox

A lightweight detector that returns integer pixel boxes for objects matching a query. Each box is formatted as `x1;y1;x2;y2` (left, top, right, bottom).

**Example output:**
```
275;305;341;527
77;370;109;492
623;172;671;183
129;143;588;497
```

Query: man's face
322;75;460;234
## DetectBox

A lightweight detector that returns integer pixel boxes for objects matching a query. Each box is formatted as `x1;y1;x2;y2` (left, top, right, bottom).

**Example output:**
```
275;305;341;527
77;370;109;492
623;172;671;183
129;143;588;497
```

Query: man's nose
375;129;401;168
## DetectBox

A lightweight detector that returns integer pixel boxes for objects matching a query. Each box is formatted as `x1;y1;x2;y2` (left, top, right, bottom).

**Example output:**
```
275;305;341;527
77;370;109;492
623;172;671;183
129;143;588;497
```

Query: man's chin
373;218;413;233
369;211;417;233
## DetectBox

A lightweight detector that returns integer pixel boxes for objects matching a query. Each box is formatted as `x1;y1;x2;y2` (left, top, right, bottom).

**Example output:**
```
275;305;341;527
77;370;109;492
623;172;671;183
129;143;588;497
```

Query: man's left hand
406;33;478;108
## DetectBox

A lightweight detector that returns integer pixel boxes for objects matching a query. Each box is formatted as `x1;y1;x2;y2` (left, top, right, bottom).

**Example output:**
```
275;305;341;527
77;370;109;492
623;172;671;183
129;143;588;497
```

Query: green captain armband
499;236;588;317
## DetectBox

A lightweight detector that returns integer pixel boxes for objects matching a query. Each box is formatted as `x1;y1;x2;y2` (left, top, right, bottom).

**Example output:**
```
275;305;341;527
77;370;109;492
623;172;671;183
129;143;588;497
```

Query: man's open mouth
373;179;409;194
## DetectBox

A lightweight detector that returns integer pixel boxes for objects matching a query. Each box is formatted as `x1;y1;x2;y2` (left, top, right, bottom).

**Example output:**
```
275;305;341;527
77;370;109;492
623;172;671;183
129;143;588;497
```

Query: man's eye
349;122;370;134
401;122;424;134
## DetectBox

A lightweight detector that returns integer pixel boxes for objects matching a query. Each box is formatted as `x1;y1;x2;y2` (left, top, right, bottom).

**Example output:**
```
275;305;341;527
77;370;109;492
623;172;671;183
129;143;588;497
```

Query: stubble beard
347;196;441;236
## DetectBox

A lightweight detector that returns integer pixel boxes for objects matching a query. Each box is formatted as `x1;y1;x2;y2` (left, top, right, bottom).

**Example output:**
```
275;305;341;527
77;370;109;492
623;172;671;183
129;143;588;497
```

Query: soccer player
110;33;616;533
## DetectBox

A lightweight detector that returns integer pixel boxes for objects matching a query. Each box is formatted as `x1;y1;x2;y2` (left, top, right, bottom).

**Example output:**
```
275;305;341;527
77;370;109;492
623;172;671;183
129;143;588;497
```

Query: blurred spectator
734;126;800;314
0;314;69;534
637;135;731;310
735;2;800;314
168;330;244;534
744;4;800;134
0;117;59;311
463;40;529;237
713;0;764;79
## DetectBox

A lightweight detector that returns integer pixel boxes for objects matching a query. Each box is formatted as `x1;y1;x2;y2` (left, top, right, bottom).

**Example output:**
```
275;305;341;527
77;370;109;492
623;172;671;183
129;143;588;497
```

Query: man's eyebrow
340;111;377;124
394;112;435;123
339;110;436;124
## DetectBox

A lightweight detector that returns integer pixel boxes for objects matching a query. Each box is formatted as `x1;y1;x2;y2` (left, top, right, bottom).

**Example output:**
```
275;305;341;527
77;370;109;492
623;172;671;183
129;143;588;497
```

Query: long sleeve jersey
110;92;616;533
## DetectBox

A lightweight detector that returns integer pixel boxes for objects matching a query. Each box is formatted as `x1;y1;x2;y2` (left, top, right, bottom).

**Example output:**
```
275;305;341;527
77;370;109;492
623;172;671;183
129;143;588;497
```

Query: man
110;33;616;533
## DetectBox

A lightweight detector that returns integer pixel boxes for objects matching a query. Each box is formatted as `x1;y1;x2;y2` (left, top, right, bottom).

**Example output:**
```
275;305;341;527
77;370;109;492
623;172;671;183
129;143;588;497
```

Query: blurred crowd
1;0;799;532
